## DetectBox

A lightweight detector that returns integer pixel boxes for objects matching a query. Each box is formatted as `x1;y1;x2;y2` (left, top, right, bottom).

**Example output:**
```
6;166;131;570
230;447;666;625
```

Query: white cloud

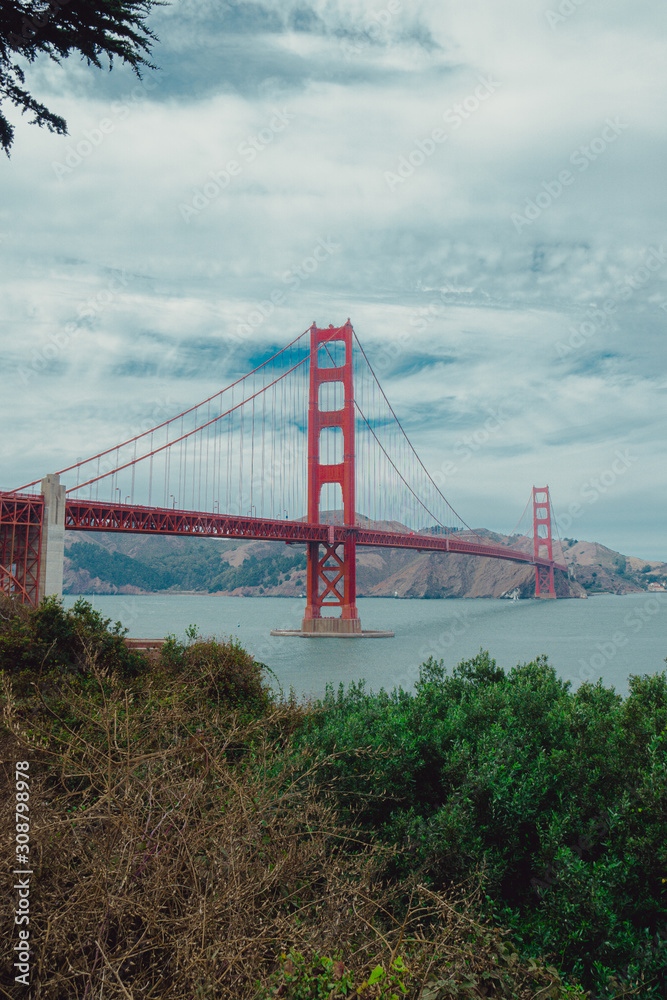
1;0;666;559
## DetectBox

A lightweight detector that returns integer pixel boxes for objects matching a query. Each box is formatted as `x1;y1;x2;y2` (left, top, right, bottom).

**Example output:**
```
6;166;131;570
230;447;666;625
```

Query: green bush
257;951;410;999
0;595;147;696
287;651;667;999
154;628;274;717
0;613;610;999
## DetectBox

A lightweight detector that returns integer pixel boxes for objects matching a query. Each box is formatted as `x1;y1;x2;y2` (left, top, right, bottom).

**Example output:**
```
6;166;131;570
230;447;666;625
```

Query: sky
1;0;666;560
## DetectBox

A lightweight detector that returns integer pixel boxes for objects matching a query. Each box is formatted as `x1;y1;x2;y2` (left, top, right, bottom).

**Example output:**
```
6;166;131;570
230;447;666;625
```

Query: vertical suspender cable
239;385;244;515
250;370;255;514
280;364;285;515
271;381;276;516
183;434;188;510
204;401;210;510
214;395;220;512
148;433;153;507
178;417;184;508
227;387;233;514
164;433;170;508
291;357;296;518
261;384;266;518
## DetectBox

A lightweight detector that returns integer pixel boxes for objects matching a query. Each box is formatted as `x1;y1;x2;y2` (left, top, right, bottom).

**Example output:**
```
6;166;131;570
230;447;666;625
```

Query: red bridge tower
533;486;557;599
302;321;362;634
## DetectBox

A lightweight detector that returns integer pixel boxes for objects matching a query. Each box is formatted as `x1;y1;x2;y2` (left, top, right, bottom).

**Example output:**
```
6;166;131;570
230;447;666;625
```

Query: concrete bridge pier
38;474;66;602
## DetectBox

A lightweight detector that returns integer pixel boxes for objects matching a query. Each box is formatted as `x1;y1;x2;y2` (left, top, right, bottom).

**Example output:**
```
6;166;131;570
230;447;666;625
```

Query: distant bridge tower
533;486;556;599
302;320;361;633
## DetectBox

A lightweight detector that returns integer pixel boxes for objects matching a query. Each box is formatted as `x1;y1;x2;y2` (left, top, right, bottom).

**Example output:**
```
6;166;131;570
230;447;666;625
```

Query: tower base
271;617;393;638
301;616;362;634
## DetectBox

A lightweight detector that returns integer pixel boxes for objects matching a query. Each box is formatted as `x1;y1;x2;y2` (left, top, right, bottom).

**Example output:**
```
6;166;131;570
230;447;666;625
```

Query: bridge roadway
65;499;567;574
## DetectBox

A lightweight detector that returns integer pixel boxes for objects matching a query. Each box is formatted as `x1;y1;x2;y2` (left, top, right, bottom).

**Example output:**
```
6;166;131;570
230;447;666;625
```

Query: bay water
63;593;667;701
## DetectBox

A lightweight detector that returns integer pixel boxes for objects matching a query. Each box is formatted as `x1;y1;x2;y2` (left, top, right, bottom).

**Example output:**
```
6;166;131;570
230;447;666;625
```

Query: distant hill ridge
63;515;667;599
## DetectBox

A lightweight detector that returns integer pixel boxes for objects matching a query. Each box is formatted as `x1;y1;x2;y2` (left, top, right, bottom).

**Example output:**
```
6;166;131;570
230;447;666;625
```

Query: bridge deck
64;500;566;572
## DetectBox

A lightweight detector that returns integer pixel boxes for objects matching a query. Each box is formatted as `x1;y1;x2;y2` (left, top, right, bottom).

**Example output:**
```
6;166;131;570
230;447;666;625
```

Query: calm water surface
63;593;667;700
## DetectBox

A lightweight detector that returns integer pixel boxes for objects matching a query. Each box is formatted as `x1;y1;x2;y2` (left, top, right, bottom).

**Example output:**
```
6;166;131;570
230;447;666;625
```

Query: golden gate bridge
1;321;566;633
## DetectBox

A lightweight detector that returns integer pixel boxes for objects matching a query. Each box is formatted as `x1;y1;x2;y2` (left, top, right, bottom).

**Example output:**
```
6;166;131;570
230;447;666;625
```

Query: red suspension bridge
1;321;566;634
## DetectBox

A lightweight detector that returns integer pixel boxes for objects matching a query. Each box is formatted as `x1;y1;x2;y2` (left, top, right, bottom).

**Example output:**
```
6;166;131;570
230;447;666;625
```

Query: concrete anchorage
38;474;66;602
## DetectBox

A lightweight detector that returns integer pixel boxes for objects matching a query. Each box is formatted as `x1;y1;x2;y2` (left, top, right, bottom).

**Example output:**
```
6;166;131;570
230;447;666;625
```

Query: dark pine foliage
1;0;162;154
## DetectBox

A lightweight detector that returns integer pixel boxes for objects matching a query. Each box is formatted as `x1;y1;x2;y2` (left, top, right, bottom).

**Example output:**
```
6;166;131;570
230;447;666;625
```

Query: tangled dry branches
1;657;581;999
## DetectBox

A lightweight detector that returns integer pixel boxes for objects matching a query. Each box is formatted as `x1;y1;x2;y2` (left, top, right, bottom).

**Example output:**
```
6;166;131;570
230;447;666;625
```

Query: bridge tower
533;485;556;599
302;320;361;634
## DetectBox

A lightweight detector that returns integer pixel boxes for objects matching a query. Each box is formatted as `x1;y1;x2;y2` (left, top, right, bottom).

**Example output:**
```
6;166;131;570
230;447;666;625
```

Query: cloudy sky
2;0;666;560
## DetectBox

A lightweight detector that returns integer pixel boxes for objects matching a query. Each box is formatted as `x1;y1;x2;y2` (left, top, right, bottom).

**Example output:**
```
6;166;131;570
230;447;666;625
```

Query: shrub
0;595;146;696
287;652;667;999
153;629;274;716
0;663;580;1000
